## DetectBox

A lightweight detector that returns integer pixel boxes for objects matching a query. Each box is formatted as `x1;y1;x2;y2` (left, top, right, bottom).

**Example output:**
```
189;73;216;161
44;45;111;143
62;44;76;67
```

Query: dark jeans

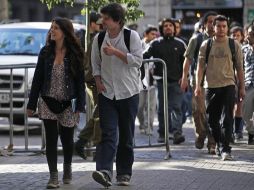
205;85;235;153
157;81;183;136
43;119;74;173
96;94;139;179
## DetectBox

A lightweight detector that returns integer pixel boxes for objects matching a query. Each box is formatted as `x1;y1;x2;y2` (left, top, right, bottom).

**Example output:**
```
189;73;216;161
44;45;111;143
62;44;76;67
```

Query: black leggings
43;119;74;173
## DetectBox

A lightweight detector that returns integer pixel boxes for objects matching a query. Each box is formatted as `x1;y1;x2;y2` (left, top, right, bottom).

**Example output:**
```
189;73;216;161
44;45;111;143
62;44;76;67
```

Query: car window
0;28;47;55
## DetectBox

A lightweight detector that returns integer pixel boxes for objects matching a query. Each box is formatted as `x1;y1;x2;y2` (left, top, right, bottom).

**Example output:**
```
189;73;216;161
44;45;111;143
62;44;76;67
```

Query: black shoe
215;144;221;157
195;137;205;149
74;139;87;160
248;134;254;145
173;133;185;144
116;175;131;186
92;171;112;188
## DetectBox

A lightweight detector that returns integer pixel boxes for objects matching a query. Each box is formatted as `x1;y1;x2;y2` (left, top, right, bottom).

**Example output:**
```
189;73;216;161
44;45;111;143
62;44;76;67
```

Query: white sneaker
221;152;233;161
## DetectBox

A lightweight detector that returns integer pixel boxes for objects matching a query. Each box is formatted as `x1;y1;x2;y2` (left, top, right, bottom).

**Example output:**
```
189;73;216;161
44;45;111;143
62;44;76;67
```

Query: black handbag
41;96;71;114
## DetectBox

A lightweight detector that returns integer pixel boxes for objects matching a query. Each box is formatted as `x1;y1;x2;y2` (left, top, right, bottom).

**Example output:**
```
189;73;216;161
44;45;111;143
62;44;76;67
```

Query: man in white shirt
91;3;143;188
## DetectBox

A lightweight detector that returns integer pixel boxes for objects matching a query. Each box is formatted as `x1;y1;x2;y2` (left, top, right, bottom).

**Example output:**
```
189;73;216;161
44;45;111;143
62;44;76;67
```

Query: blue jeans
96;94;139;179
157;81;183;136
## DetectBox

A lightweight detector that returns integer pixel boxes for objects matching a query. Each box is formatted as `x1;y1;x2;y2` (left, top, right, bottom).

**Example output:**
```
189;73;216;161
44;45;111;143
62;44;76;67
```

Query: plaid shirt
242;44;254;88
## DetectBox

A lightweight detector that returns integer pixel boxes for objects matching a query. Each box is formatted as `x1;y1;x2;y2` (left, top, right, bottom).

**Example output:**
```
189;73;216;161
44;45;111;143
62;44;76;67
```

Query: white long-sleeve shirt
91;27;143;100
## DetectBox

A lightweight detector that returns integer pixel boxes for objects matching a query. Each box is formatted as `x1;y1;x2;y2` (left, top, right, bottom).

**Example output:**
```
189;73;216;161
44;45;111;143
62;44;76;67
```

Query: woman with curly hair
27;17;85;189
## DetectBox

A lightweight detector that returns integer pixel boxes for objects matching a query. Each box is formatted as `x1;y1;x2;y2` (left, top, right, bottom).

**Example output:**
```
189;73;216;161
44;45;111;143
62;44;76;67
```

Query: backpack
191;33;204;75
201;37;236;86
97;28;146;88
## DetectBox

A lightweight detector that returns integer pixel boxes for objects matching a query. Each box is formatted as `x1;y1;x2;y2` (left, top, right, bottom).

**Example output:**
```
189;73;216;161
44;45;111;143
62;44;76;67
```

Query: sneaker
116;175;131;186
235;132;243;140
221;152;233;161
195;137;205;149
248;134;254;145
63;164;72;184
74;139;87;160
92;171;112;188
173;133;185;144
208;146;216;155
215;144;221;157
47;172;60;189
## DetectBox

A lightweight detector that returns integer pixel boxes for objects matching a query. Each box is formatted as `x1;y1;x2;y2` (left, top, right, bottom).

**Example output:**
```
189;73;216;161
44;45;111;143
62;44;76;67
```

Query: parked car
0;22;86;127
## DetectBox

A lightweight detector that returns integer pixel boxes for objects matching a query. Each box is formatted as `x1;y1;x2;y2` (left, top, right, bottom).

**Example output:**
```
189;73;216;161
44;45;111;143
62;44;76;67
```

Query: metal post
24;68;29;151
9;68;14;149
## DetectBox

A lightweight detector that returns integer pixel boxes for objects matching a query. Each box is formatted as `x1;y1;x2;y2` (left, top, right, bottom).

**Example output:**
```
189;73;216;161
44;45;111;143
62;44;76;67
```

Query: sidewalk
0;122;254;190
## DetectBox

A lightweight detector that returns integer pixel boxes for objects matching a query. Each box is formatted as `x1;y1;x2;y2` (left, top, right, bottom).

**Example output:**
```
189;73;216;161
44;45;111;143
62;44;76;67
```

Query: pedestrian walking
180;11;217;154
74;11;102;160
137;25;158;135
242;22;254;145
27;17;85;188
230;26;245;141
91;3;142;187
195;15;245;161
143;18;186;144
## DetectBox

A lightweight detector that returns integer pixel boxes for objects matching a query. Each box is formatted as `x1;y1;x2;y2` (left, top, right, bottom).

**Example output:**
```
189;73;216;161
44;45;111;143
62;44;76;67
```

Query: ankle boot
63;164;72;184
47;171;59;189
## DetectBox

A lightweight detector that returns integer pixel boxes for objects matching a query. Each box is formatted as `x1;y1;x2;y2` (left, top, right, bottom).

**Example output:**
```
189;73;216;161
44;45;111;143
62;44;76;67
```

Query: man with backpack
74;12;102;160
195;15;245;161
91;3;142;187
143;18;186;144
180;11;217;154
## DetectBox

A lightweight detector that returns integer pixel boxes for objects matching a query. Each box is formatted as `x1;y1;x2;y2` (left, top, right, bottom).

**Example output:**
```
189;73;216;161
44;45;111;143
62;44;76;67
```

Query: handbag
41;96;71;114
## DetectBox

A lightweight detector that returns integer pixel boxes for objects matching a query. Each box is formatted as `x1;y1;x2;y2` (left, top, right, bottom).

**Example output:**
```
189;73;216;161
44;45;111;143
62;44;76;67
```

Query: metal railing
0;63;45;153
133;58;171;160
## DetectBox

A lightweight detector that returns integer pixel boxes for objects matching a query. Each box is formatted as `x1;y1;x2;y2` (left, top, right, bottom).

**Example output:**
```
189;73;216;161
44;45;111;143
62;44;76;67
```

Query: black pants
205;85;235;153
43;119;74;173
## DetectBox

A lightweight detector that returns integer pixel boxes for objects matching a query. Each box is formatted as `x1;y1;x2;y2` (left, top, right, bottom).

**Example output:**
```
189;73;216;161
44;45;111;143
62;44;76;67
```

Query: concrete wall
136;0;172;35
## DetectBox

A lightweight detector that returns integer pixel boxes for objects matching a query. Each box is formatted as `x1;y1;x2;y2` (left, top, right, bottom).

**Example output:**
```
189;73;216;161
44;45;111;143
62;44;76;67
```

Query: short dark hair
230;26;244;35
201;11;217;27
158;18;176;36
213;15;229;27
90;12;101;24
100;3;125;27
144;25;158;35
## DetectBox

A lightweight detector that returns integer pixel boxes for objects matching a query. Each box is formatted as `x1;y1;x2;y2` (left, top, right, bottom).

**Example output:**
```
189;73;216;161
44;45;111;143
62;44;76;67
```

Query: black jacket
27;46;85;112
143;36;186;82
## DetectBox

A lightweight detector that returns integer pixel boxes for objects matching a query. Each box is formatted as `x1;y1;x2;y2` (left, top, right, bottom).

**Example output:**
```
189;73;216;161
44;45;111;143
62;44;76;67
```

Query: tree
40;0;144;51
40;0;144;22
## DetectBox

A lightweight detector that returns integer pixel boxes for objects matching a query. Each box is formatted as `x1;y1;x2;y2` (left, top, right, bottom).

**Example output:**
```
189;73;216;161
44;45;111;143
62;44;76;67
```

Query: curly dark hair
45;17;84;78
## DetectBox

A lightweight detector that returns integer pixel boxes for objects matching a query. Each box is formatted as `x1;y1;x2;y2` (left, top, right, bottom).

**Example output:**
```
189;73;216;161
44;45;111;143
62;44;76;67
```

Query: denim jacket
27;46;85;112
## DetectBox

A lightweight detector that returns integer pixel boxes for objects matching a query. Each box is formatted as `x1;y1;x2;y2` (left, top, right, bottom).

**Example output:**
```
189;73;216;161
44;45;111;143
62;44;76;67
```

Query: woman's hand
27;109;35;117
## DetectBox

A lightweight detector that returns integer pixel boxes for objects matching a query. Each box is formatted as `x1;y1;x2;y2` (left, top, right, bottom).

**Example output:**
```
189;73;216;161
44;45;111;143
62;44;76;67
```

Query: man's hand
103;41;116;56
180;76;188;92
195;86;201;97
95;80;106;94
238;86;246;102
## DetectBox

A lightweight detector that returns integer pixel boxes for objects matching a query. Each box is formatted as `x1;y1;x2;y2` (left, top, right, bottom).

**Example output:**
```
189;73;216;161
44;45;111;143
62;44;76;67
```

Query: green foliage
40;0;144;22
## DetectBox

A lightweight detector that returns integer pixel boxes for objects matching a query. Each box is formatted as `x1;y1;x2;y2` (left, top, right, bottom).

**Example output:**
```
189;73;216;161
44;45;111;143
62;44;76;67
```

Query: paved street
0;121;254;190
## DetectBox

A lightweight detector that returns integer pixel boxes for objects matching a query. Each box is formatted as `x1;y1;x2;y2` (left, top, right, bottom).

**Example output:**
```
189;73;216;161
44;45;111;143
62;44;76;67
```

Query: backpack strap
98;30;106;59
201;38;213;86
229;38;236;69
194;33;204;64
123;28;131;52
